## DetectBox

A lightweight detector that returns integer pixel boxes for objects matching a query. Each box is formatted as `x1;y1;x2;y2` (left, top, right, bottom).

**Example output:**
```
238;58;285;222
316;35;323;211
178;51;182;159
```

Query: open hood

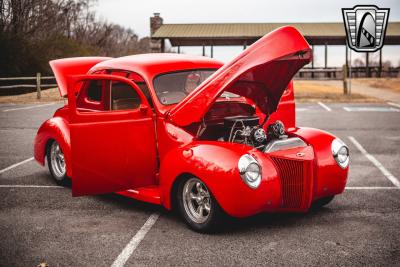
50;57;111;97
167;26;312;127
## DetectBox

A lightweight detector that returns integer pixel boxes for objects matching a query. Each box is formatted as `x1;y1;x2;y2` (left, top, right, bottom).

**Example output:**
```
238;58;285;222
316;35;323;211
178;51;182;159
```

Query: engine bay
195;101;306;153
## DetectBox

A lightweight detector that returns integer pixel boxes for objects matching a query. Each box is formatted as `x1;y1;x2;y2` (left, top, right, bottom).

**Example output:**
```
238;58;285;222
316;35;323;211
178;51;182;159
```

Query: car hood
50;57;111;97
167;26;311;127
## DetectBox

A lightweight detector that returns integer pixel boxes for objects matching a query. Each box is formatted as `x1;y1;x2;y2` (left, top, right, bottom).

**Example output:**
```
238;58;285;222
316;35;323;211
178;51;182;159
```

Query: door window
110;81;141;110
76;79;142;112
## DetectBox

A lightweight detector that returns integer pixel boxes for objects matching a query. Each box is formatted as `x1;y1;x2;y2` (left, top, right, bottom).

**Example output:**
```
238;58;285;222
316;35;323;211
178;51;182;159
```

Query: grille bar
271;157;312;209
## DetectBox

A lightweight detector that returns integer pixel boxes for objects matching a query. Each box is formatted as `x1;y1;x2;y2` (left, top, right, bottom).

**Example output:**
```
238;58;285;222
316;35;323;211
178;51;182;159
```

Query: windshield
153;69;216;105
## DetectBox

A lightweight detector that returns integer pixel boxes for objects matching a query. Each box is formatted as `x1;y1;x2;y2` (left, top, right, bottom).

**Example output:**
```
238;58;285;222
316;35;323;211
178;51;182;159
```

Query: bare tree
0;0;150;75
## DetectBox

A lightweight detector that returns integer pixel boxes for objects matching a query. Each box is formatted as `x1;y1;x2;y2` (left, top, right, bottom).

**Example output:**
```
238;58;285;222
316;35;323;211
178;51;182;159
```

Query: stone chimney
150;13;163;36
150;13;164;52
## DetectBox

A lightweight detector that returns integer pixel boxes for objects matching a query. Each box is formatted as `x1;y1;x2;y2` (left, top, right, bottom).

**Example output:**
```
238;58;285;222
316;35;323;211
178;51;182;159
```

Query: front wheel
177;177;225;233
47;140;68;185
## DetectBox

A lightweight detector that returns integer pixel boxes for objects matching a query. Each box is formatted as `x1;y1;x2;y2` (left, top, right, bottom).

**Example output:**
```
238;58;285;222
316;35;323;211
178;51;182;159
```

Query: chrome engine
221;116;307;152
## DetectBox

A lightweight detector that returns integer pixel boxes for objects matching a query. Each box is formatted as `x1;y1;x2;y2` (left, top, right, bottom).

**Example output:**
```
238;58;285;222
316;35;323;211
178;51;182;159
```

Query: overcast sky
95;0;400;66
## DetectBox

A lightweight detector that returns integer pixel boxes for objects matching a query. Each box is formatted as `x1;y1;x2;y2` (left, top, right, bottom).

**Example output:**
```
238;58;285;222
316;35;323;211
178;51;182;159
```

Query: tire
47;140;68;185
177;177;225;233
311;196;335;210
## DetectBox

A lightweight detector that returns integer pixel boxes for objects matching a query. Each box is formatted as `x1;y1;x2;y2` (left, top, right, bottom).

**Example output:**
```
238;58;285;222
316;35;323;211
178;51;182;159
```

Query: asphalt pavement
0;101;399;266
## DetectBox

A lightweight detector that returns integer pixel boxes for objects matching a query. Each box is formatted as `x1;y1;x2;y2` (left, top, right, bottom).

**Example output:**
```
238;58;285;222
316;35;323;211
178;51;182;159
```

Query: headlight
238;154;262;188
331;138;349;169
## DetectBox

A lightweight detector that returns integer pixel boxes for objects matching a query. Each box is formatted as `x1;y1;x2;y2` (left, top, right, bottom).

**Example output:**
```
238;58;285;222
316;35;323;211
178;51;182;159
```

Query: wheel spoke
197;205;204;216
189;192;198;202
204;203;211;212
196;182;202;193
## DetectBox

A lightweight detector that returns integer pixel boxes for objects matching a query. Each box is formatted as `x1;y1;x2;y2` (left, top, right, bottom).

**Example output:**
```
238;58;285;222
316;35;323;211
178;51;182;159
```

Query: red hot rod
34;26;349;232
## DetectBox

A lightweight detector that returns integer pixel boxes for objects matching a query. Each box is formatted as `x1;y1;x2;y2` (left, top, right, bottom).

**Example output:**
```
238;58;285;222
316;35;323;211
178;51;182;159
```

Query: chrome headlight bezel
238;154;262;188
331;138;349;169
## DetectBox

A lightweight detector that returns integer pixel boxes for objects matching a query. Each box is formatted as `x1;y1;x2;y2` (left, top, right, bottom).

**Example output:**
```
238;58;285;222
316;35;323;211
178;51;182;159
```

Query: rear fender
34;117;72;177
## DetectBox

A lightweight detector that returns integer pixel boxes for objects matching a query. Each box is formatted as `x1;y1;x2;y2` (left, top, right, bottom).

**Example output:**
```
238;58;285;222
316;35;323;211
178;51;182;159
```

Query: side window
87;81;102;102
110;81;141;110
76;80;105;112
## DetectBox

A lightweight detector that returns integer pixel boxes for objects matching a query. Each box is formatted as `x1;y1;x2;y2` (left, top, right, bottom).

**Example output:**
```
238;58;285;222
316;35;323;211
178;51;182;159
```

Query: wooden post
36;72;41;99
342;65;348;95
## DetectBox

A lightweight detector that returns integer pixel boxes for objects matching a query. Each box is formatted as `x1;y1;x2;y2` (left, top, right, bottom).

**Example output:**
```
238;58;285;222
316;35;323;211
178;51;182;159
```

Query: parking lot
0;101;399;266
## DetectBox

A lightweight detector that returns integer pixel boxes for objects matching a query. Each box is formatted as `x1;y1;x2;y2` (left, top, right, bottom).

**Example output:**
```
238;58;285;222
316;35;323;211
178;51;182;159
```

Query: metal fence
296;66;400;80
0;73;57;99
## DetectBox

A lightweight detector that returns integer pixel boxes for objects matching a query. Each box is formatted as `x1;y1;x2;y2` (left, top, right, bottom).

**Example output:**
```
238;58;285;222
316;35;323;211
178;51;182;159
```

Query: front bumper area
217;145;348;218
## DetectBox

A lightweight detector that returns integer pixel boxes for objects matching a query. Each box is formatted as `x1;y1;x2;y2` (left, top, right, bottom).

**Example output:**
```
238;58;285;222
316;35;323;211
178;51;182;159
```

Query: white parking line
3;103;56;112
318;101;331;111
0;185;63;188
345;186;399;190
388;102;400;108
0;157;34;174
348;136;400;188
111;213;160;267
343;106;400;112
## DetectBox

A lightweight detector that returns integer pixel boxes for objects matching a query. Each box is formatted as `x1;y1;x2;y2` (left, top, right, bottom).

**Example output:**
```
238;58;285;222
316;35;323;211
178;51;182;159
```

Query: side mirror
139;104;148;114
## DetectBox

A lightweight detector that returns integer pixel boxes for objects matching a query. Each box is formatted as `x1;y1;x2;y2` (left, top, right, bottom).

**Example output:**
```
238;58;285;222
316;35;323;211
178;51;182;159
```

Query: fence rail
296;66;400;80
0;73;56;99
0;76;54;81
1;67;399;99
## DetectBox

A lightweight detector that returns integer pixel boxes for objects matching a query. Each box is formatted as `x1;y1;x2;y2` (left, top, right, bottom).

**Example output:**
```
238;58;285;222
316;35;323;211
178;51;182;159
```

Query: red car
34;26;349;232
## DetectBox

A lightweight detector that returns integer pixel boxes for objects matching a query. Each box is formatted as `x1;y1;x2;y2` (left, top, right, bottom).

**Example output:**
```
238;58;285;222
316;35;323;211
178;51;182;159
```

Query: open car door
67;74;157;196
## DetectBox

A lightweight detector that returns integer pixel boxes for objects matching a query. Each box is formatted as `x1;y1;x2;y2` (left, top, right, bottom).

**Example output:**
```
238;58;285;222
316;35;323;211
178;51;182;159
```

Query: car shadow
216;208;335;234
55;177;335;234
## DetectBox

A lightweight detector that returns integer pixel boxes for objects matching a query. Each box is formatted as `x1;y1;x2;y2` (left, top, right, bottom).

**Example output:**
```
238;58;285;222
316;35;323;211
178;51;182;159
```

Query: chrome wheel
50;141;66;180
182;178;211;224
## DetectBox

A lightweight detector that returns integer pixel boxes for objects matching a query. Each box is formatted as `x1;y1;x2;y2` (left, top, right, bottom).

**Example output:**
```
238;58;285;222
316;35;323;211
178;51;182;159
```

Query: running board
117;185;161;205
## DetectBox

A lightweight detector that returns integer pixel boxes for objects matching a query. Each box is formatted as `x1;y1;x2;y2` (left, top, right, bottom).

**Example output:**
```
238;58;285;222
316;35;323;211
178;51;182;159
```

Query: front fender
34;117;72;177
290;127;349;200
159;141;281;218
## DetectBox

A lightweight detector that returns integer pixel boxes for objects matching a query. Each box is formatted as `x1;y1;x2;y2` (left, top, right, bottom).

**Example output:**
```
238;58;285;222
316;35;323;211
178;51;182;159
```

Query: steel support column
160;39;165;53
345;44;349;74
211;45;214;58
311;45;314;78
379;49;382;77
202;45;205;56
366;52;370;77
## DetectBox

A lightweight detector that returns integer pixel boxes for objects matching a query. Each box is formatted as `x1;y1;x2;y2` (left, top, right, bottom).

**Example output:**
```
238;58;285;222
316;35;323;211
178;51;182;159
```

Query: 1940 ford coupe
34;26;349;232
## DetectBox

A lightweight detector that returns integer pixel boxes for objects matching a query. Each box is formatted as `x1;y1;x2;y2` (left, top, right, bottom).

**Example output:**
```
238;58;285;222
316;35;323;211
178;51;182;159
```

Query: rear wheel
47;140;68;185
312;196;335;210
177;177;224;233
